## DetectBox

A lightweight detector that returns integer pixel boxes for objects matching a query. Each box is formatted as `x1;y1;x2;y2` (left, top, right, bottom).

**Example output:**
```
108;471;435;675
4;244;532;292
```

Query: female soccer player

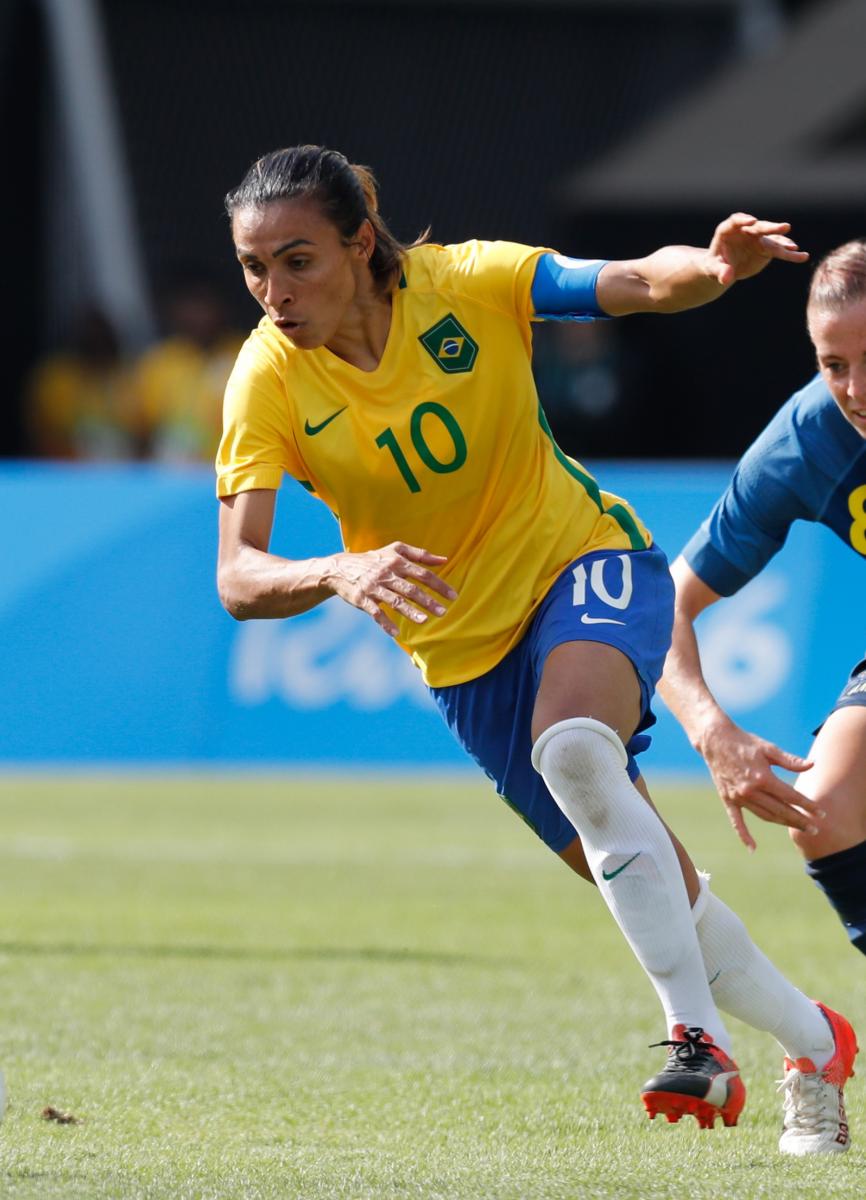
660;239;866;1130
215;145;856;1152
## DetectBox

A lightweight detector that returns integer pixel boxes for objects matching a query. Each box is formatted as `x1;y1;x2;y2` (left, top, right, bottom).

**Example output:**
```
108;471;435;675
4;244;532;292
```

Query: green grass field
0;772;862;1199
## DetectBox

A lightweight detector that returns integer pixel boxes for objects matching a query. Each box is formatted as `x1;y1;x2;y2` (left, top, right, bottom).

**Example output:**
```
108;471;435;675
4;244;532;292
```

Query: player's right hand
324;542;457;638
706;213;808;286
697;715;820;851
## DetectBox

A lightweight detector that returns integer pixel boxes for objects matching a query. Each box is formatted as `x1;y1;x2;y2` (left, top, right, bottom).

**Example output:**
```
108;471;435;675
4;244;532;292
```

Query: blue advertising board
1;463;861;772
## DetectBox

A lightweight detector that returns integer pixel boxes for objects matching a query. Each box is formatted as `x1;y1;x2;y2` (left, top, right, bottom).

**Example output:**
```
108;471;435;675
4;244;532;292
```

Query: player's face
232;198;375;350
808;297;866;438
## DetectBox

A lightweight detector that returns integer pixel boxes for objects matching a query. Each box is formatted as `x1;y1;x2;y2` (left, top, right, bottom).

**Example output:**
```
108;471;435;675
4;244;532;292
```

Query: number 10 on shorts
572;554;634;611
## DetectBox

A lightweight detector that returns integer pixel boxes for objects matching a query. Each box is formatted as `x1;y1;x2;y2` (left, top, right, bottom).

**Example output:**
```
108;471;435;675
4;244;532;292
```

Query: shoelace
649;1027;719;1073
776;1068;836;1131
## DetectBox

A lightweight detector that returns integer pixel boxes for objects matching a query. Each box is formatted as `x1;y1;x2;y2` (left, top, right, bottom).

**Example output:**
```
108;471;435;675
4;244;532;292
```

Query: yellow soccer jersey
216;240;651;687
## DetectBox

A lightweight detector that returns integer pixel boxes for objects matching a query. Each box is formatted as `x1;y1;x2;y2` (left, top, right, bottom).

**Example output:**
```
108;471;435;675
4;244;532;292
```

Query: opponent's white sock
692;875;834;1069
533;718;730;1050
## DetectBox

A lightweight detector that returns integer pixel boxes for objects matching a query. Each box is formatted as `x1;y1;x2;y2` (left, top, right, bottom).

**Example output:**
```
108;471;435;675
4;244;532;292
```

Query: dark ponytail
225;145;428;291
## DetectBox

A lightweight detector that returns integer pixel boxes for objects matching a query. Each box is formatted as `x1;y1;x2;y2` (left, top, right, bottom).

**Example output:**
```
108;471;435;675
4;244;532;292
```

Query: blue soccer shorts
429;544;675;853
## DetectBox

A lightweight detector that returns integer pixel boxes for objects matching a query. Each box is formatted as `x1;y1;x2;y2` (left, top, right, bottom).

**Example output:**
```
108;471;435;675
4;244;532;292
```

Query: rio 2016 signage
0;463;860;771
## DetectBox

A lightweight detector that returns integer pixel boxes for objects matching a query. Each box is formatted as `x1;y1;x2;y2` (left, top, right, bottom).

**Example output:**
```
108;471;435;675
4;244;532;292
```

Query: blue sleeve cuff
682;529;753;597
530;253;611;322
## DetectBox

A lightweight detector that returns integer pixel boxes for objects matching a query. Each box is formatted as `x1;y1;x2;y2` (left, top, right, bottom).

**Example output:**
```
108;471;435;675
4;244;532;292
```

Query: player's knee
531;717;628;820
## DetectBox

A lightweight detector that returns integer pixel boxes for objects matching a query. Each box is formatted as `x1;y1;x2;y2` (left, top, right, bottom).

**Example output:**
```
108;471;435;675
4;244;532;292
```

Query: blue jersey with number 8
683;375;866;596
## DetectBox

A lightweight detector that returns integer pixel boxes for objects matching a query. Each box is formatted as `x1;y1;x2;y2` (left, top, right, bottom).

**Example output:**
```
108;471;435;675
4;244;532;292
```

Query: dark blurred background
3;0;864;461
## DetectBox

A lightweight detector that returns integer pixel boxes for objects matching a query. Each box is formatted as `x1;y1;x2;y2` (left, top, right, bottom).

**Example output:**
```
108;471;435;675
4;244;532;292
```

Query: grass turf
0;772;862;1199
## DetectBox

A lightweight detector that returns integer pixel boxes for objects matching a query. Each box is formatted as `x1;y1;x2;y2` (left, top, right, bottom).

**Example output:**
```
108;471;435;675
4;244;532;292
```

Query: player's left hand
706;213;809;286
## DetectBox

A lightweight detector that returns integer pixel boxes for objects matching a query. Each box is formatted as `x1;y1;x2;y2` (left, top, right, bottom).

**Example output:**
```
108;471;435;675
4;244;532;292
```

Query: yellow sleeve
439;240;551;323
215;334;306;498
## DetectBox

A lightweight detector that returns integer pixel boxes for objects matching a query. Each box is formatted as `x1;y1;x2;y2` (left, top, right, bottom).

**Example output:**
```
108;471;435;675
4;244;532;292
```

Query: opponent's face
808;297;866;438
232;198;375;350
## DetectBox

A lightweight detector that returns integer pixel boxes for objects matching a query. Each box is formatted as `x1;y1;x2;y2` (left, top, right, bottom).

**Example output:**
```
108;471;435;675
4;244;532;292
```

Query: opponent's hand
324;542;457;638
698;715;820;850
706;213;808;287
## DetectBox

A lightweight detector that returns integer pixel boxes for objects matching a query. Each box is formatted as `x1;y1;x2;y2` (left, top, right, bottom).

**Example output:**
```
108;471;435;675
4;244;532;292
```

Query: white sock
533;718;730;1050
693;875;833;1069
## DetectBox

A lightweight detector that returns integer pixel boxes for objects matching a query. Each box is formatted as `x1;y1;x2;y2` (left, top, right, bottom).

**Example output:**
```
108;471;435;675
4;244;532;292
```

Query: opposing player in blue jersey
661;238;866;1152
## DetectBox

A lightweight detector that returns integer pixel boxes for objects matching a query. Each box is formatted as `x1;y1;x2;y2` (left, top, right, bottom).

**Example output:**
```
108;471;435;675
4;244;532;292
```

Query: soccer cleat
641;1025;746;1130
778;1002;858;1156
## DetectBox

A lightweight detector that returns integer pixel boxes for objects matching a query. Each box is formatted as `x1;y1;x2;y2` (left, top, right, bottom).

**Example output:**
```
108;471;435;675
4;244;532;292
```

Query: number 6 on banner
571;555;633;610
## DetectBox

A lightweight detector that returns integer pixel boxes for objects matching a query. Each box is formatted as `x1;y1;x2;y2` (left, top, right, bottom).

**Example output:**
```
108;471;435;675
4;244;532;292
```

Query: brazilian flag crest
419;313;478;374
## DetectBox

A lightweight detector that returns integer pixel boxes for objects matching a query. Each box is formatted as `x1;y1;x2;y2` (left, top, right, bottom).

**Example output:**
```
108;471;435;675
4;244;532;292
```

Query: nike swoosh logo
581;614;626;626
304;406;348;436
602;852;641;881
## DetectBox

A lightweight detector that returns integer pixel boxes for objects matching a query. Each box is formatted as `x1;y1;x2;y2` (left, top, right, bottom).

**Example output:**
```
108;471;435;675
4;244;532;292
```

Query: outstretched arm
659;555;819;850
596;213;808;317
217;489;456;638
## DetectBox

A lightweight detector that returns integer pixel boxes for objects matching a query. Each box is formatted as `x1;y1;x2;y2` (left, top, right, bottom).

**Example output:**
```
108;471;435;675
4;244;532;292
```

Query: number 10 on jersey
376;402;467;493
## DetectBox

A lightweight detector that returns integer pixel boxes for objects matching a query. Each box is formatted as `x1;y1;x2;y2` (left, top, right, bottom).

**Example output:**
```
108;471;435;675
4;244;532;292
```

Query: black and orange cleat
641;1025;746;1130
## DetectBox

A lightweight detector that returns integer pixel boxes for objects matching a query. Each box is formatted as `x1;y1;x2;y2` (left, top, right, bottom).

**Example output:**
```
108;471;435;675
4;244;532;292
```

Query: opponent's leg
533;641;744;1128
790;707;866;958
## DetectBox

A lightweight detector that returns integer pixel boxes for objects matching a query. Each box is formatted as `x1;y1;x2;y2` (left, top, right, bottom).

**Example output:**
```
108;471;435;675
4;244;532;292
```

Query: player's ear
355;218;376;264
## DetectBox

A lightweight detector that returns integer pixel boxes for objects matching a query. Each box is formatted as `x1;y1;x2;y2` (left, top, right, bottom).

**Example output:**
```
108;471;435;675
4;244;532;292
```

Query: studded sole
642;1080;745;1130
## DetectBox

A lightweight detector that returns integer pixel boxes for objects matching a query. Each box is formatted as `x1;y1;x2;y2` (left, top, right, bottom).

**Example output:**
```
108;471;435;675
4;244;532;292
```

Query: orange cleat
778;1002;858;1155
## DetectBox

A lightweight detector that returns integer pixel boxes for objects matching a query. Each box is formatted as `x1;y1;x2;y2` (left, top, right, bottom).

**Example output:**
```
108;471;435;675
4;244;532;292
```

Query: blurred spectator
25;307;142;460
533;319;643;458
134;272;243;463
